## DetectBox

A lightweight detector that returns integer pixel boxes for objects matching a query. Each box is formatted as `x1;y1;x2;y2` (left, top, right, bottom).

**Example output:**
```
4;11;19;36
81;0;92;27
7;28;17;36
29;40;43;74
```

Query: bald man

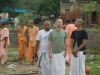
35;21;52;75
17;20;28;64
28;20;39;65
70;19;88;75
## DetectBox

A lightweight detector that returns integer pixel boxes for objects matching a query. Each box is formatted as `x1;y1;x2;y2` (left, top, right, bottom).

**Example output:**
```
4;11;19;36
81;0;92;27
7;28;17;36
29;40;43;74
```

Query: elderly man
28;20;39;65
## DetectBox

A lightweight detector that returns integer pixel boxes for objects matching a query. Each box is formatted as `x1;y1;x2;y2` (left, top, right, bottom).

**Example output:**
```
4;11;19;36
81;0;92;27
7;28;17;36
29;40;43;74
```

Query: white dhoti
37;53;51;75
70;51;86;75
50;52;66;75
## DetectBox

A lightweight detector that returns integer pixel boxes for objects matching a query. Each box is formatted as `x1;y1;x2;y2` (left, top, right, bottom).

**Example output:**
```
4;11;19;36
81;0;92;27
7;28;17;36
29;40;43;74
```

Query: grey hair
76;19;84;25
29;20;33;23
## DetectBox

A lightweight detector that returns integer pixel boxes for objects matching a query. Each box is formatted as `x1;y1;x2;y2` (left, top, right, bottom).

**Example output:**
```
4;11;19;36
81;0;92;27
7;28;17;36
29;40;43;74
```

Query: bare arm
72;39;87;57
48;41;52;53
4;37;8;48
63;39;67;57
26;28;29;45
35;40;40;53
48;41;52;58
76;39;87;51
70;38;74;51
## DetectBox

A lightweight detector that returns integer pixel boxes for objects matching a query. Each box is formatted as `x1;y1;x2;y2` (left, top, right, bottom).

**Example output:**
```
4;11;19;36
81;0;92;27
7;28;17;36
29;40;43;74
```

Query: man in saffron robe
28;20;39;64
17;20;28;64
65;19;77;64
62;19;70;30
0;22;10;65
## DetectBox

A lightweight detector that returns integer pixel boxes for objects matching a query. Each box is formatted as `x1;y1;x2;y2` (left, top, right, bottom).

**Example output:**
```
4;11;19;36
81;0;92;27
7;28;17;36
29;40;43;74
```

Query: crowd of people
0;18;88;75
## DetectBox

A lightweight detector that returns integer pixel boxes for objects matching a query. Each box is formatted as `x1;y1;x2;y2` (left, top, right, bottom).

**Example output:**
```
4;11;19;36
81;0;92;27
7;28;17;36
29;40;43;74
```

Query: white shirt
36;29;53;53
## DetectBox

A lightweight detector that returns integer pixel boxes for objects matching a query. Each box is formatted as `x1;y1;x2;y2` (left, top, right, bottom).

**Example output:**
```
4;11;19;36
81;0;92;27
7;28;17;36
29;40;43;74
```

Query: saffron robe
28;26;39;61
18;26;28;60
0;28;10;64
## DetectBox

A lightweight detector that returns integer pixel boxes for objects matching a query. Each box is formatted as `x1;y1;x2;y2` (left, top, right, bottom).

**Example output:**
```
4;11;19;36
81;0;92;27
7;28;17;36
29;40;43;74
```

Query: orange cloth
18;26;28;60
0;28;10;64
28;26;39;61
28;47;35;61
66;24;77;64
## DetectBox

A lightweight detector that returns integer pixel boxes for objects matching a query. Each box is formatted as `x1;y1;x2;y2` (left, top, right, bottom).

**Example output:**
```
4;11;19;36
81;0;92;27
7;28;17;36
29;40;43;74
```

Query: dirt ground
0;62;38;75
0;62;70;75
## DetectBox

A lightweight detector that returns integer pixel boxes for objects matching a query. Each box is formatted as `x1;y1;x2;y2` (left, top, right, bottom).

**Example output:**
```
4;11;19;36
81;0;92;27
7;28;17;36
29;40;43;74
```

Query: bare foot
31;61;34;65
4;61;7;65
18;59;22;64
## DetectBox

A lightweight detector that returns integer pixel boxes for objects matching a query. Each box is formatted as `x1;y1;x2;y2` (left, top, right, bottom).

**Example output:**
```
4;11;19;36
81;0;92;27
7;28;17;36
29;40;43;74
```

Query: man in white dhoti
70;19;88;75
48;18;68;75
35;21;52;75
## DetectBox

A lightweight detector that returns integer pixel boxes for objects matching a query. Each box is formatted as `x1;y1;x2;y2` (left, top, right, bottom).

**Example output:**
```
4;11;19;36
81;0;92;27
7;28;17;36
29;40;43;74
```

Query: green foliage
86;25;100;33
34;17;41;24
0;0;19;13
80;2;99;18
16;0;41;11
38;0;60;17
18;12;34;26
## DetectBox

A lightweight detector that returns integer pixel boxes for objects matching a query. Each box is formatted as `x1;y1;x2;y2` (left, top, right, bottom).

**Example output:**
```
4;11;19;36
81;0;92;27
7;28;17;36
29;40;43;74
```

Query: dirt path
0;62;70;75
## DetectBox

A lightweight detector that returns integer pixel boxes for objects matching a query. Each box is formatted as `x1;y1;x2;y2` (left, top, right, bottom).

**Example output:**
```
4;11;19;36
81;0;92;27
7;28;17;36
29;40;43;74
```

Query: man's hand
34;52;38;61
48;52;52;58
63;51;67;58
72;52;78;57
72;50;78;57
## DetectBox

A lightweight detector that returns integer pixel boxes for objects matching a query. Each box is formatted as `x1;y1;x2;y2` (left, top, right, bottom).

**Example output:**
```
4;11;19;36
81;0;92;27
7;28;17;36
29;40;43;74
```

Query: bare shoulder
17;26;20;29
35;26;39;29
17;26;20;32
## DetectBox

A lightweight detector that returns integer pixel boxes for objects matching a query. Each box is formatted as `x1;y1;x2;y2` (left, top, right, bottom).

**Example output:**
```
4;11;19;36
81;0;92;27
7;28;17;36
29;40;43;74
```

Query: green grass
8;48;18;62
7;48;100;75
86;62;100;75
85;54;100;75
8;48;18;52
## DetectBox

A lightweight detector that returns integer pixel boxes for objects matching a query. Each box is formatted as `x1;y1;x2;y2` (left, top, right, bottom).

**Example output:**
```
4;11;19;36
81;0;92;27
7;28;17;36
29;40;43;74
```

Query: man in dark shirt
70;19;88;75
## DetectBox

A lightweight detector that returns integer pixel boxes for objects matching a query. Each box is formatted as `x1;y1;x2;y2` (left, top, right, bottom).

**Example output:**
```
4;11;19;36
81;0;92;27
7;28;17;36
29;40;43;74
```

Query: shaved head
75;19;84;25
44;21;50;25
44;21;51;31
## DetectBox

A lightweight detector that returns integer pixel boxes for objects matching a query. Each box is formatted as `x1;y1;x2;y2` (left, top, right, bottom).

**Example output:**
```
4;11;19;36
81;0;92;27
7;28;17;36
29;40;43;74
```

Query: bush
18;12;34;26
34;17;41;24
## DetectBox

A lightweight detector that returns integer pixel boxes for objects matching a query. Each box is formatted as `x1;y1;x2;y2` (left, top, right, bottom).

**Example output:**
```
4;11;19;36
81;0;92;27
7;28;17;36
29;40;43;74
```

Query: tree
80;2;100;18
80;2;100;24
38;0;60;18
0;0;19;13
16;0;41;11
